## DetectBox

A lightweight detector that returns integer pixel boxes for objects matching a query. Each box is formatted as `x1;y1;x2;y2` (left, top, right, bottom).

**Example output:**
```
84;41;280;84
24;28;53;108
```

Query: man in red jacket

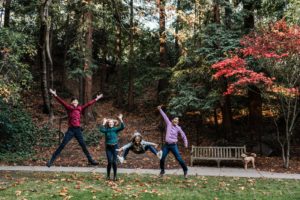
47;89;103;167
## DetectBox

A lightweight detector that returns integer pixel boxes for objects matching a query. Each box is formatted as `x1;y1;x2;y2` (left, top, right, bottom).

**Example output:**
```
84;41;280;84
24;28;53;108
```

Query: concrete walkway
0;166;300;180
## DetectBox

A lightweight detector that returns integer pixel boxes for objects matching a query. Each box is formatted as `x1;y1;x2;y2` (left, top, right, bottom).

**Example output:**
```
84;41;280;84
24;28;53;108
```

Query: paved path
0;166;299;180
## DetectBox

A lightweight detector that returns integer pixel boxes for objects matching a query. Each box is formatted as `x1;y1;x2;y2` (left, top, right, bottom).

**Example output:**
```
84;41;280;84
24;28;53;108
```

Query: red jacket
54;96;97;127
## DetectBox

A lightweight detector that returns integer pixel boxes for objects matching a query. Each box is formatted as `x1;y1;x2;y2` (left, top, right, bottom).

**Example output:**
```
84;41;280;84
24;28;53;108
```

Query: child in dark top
47;88;103;167
99;114;125;181
116;131;162;164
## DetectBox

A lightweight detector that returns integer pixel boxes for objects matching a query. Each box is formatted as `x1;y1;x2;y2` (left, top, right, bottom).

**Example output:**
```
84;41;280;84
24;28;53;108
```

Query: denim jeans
106;144;118;178
49;127;93;163
123;145;158;159
160;143;188;174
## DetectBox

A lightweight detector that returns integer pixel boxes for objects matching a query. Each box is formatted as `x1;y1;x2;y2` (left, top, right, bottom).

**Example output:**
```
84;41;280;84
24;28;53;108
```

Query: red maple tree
212;20;300;96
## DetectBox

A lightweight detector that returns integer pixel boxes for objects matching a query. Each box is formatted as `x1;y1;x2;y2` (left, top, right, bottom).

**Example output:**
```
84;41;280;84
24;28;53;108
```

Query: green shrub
0;99;37;154
36;125;59;147
83;127;102;146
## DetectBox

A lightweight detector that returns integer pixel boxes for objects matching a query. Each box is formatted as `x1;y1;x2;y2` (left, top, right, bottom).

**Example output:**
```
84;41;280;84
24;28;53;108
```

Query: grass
0;171;300;200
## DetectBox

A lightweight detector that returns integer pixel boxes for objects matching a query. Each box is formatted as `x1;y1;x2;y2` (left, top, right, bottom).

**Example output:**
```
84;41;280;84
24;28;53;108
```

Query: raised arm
82;93;103;111
178;127;188;148
114;114;125;132
99;118;108;133
157;106;171;125
50;89;72;110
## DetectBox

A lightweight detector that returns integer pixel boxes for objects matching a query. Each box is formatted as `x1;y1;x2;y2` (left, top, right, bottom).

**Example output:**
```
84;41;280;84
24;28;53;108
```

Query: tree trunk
83;7;94;122
213;1;220;24
157;0;168;103
4;0;11;27
214;108;219;135
112;0;123;107
224;0;232;29
214;1;233;140
39;0;53;122
221;92;233;140
243;2;263;146
128;0;135;110
248;86;262;140
174;0;181;63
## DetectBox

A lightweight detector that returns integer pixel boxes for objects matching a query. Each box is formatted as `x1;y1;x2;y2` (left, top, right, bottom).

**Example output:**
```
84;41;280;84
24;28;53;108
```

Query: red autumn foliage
212;20;300;95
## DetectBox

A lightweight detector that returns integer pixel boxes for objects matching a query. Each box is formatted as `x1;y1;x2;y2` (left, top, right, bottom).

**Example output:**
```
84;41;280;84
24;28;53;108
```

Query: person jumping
46;88;103;167
99;114;125;181
117;131;162;163
157;105;188;179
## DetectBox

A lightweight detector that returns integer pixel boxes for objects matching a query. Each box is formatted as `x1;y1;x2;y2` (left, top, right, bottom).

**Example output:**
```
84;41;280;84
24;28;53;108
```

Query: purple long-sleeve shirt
159;108;188;147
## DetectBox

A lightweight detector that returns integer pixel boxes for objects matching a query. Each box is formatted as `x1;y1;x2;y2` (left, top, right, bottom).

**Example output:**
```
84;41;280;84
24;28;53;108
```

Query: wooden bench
191;145;246;168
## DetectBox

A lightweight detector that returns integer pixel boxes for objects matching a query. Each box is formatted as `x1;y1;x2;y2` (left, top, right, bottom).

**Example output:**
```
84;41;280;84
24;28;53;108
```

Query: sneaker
46;161;52;168
159;171;165;178
113;176;118;181
117;155;124;164
184;171;188;179
88;160;99;165
157;151;162;160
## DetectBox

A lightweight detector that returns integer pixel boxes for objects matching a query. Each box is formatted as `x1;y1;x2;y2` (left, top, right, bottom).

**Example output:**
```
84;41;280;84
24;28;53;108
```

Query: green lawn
0;171;299;200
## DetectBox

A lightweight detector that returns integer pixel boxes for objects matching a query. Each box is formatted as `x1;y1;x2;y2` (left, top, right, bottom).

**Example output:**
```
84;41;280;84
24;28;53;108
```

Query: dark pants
49;127;94;163
123;145;158;159
160;143;188;174
106;144;118;178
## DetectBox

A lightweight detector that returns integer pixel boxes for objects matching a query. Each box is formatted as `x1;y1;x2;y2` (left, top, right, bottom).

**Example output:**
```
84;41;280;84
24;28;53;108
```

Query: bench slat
191;146;246;167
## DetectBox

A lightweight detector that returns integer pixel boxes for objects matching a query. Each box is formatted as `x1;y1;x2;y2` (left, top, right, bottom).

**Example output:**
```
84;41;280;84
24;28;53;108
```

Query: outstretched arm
157;105;171;125
179;127;188;148
143;141;158;147
82;93;103;111
119;142;133;151
49;88;72;110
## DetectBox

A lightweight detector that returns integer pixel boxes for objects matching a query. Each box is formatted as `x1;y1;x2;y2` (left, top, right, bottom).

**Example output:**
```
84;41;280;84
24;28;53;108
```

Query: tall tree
157;0;168;103
215;0;233;139
4;0;11;27
174;0;181;63
127;0;135;110
39;0;54;122
112;0;123;107
243;0;263;142
83;0;94;121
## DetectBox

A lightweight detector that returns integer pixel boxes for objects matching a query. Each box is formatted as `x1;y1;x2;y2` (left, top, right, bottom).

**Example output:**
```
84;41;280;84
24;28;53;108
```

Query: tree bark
112;0;123;107
174;0;181;63
83;6;94;122
4;0;11;27
39;0;53;122
243;1;263;145
214;1;233;140
157;0;168;103
127;0;135;110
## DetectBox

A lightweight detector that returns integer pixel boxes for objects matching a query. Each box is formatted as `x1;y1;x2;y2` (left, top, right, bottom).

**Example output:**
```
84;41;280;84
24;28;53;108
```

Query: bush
36;125;60;147
0;99;37;154
83;127;102;146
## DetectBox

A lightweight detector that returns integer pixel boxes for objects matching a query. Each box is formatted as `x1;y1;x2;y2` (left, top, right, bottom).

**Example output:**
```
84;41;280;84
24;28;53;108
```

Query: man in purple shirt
157;105;188;179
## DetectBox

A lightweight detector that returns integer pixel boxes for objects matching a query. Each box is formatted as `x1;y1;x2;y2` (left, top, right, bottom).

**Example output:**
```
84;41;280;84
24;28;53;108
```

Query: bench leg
216;160;221;168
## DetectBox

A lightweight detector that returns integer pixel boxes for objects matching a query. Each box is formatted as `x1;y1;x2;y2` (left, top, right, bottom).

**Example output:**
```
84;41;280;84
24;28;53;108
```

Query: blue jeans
160;143;188;174
123;145;158;159
106;144;118;178
49;127;94;163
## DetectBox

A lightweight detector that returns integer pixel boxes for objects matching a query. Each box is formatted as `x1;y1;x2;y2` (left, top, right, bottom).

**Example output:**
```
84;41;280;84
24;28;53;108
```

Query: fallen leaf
15;190;22;196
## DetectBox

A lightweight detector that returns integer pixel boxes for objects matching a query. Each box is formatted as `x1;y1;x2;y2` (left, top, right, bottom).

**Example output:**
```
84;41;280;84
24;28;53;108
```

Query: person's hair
71;97;78;102
105;119;118;128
